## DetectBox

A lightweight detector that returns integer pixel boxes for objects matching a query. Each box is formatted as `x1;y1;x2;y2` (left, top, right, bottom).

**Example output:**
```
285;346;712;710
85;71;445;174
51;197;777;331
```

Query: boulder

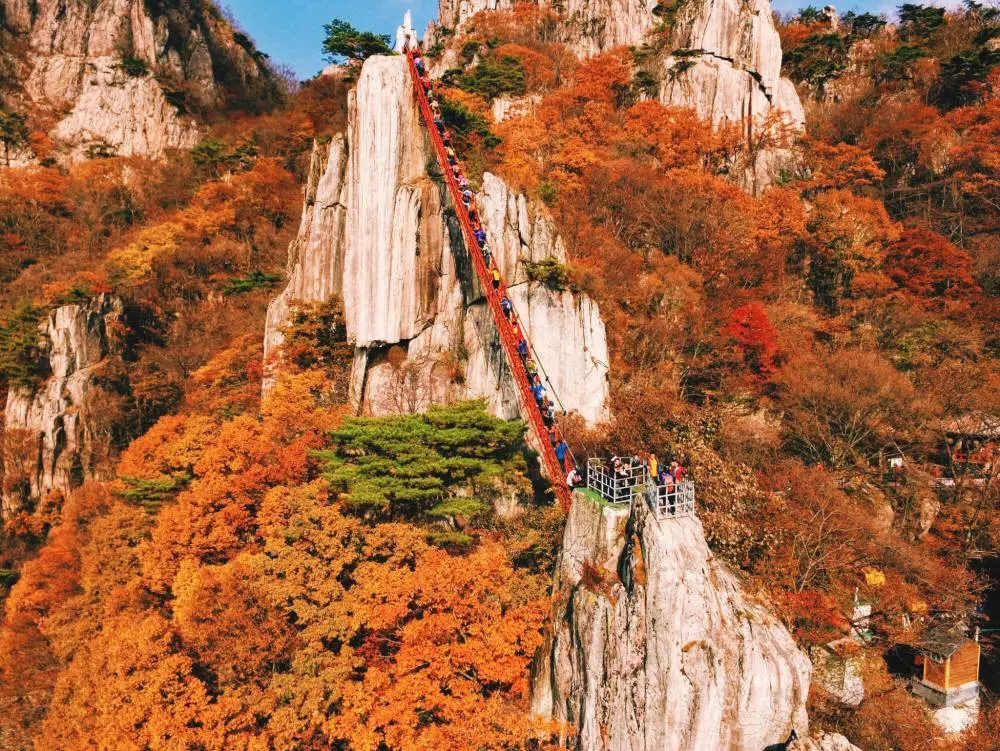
532;491;812;750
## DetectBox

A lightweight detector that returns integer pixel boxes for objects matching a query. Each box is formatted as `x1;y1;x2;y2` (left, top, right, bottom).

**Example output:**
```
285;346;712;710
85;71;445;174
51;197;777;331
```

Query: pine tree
316;401;526;520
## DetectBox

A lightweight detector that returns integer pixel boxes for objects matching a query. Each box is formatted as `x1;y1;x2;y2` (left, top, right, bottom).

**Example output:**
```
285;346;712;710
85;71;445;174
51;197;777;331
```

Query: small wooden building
912;627;981;709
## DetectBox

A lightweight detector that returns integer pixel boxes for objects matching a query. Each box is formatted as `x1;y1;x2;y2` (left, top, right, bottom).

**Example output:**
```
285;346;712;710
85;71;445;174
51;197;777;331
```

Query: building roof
918;626;969;660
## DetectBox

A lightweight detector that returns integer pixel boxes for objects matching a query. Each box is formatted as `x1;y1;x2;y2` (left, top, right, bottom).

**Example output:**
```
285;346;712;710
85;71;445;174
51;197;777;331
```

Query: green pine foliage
898;3;947;44
879;44;928;83
316;401;526;520
783;32;849;87
117;55;151;78
118;472;193;513
439;96;501;150
322;19;392;65
0;109;29;166
191;137;259;178
523;257;572;291
222;270;282;295
454;55;527;101
426;497;488;520
0;305;50;388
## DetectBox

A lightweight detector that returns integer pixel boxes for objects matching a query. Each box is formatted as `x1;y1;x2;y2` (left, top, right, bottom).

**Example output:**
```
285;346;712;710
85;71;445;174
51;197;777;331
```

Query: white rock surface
2;295;122;518
433;0;660;58
265;56;610;425
532;491;811;750
932;696;980;734
657;0;805;191
659;56;774;127
810;642;864;706
49;57;199;161
671;0;783;95
491;94;541;123
4;0;274;162
263;137;349;368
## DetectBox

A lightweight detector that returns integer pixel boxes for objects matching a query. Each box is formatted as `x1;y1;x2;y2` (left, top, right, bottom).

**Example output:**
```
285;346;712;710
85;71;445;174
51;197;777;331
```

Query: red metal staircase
405;48;573;509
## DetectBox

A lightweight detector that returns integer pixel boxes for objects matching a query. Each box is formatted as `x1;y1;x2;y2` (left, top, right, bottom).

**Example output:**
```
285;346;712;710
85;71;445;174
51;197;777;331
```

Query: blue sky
223;0;928;79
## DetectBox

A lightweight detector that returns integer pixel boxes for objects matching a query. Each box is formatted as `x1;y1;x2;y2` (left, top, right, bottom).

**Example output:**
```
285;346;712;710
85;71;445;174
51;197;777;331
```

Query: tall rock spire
532;492;812;750
265;55;610;424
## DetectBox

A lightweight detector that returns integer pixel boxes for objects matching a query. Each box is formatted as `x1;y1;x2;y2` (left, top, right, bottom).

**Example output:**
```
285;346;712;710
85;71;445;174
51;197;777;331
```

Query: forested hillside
0;1;998;750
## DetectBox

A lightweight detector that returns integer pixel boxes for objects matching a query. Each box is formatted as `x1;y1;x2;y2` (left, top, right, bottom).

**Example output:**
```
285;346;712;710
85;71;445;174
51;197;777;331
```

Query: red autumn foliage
722;303;782;377
884;228;981;305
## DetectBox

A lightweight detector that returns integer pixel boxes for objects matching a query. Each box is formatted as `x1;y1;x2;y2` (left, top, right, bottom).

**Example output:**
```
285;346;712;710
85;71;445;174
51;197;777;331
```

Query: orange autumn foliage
1;327;550;749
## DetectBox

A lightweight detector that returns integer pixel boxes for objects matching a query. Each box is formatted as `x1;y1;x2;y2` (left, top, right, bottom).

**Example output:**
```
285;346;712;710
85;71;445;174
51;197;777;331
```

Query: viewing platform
585;458;696;519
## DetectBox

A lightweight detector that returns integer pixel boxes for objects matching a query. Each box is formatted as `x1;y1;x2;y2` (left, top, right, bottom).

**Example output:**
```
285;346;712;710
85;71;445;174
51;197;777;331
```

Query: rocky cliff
431;0;804;192
2;295;122;519
532;491;811;750
656;0;805;149
0;0;278;162
265;55;609;424
433;0;659;58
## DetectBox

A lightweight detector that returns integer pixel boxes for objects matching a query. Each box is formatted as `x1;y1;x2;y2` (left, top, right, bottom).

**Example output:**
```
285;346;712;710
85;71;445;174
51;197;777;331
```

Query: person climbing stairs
405;46;575;509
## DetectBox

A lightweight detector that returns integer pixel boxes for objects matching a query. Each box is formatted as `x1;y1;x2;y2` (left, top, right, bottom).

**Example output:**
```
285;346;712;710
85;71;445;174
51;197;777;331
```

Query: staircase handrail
405;48;572;509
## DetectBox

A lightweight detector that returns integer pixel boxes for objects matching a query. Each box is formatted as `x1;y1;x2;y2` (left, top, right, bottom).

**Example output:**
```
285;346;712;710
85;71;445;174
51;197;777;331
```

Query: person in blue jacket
555;440;569;471
500;296;513;320
474;227;487;245
532;382;546;406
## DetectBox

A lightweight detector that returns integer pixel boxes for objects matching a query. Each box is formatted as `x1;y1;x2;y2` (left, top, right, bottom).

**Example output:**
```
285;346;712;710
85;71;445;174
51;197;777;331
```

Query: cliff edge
2;295;122;519
532;490;811;750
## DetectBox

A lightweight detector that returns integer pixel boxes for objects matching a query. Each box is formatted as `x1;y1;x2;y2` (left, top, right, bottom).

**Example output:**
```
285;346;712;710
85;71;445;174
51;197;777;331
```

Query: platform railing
586;457;696;519
586;458;648;506
647;481;696;519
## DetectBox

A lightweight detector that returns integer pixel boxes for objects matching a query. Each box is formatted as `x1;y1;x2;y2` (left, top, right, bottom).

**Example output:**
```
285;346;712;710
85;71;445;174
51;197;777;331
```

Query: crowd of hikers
413;49;577;480
603;454;687;487
412;48;691;507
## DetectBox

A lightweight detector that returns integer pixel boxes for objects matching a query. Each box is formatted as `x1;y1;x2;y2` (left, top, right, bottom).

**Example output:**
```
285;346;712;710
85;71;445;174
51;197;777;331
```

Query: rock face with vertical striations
531;491;812;750
656;0;805;191
264;55;609;424
430;0;804;192
0;0;278;162
432;0;660;58
2;295;122;519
